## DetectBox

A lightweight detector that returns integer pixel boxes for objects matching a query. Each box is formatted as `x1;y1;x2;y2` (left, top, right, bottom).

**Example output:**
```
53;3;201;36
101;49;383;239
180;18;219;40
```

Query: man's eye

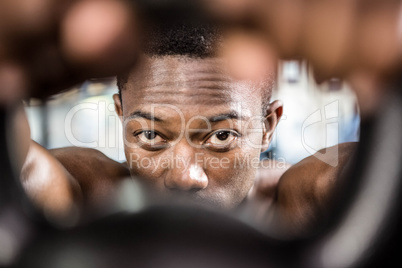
135;130;165;145
206;130;238;146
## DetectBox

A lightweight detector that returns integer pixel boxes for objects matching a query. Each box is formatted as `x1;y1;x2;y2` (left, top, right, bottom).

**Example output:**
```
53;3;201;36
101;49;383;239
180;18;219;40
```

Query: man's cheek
202;155;234;181
230;153;257;191
127;152;141;169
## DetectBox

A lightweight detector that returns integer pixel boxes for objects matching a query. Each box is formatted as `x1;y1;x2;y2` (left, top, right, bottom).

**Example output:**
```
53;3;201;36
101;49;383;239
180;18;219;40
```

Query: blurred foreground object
2;0;402;112
206;0;402;116
207;0;402;77
0;0;139;104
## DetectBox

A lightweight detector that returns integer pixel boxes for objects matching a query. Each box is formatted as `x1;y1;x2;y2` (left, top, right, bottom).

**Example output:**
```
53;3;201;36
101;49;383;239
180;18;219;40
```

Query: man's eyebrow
128;111;163;122
208;112;247;123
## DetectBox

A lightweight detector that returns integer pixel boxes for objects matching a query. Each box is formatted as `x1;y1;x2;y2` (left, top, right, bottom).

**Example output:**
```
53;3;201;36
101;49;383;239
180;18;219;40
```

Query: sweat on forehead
120;56;271;109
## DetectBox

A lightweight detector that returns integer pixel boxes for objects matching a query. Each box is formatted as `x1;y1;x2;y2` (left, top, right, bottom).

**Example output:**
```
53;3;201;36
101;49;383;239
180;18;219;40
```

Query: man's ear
261;100;283;152
113;94;123;122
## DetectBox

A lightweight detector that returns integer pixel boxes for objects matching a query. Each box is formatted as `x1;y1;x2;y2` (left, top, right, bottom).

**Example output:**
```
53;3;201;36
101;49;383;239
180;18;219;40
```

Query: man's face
114;56;280;209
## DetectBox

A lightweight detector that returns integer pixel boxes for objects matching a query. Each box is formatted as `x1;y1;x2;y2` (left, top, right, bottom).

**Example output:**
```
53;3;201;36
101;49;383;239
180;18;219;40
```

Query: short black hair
143;22;220;57
116;22;220;92
116;22;273;114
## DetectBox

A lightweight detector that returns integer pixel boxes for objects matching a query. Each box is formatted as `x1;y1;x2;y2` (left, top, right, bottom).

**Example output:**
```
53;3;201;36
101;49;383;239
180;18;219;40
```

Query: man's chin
159;191;241;211
133;181;243;210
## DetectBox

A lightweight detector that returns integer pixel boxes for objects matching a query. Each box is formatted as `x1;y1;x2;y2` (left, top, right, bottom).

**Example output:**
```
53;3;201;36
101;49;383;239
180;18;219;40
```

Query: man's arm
21;141;130;215
50;147;131;206
20;141;83;220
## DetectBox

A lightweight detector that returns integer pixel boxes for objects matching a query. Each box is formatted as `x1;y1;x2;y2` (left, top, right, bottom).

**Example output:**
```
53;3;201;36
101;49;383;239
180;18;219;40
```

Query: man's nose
164;144;208;191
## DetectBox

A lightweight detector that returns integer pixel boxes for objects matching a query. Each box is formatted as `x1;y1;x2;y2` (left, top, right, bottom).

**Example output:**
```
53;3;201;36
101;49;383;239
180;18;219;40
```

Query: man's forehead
127;104;253;123
133;56;229;81
121;55;264;112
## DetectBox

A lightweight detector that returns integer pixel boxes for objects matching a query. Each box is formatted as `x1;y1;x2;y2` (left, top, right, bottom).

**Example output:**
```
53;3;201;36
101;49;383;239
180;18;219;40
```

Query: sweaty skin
21;56;356;236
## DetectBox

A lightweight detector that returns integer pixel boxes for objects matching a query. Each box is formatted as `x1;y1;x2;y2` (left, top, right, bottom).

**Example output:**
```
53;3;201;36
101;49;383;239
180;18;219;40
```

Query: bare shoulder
50;147;130;204
244;159;292;222
21;141;82;218
274;142;357;236
50;147;129;176
277;142;357;207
